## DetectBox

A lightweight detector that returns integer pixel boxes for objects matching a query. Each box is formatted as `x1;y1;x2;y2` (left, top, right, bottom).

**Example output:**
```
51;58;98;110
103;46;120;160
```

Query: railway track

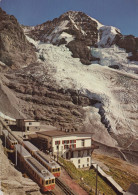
45;191;55;195
56;178;76;195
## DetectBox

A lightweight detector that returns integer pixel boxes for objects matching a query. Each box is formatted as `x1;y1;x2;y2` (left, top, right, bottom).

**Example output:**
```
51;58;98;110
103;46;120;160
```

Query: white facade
52;134;93;168
16;119;40;132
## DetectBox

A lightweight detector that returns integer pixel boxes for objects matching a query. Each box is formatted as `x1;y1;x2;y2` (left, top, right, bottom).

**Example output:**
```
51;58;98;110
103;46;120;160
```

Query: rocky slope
0;8;36;68
0;8;138;158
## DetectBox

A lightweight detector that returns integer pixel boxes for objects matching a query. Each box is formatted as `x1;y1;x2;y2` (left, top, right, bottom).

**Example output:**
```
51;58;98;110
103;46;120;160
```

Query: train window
46;180;48;185
49;180;51;184
52;179;55;183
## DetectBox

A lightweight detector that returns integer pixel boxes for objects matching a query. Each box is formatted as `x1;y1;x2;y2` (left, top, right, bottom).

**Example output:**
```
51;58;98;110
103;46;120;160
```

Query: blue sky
0;0;138;36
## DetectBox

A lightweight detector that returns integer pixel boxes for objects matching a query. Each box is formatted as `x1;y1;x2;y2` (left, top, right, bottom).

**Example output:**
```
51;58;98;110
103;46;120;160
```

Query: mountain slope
0;8;36;68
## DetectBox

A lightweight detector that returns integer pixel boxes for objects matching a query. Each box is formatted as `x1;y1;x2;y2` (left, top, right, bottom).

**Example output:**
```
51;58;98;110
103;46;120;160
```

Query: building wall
16;119;40;131
52;134;92;168
24;121;40;127
70;156;91;168
52;135;92;154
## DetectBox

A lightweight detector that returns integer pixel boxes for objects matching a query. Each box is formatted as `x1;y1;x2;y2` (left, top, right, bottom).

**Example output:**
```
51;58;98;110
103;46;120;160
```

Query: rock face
0;8;36;68
3;63;96;131
113;34;138;60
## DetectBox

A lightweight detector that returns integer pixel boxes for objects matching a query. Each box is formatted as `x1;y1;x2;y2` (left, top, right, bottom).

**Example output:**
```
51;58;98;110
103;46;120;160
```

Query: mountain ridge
24;10;138;65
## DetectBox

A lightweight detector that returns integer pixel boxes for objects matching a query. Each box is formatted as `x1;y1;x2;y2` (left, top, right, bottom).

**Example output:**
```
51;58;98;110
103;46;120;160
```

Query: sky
0;0;138;36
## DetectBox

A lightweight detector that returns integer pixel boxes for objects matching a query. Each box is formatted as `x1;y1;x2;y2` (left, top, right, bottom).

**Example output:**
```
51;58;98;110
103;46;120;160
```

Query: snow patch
91;45;138;74
58;32;74;43
98;26;120;47
0;112;16;121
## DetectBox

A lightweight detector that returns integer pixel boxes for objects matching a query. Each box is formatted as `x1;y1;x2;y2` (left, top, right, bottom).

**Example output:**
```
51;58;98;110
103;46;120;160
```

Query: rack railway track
45;191;55;195
56;178;76;195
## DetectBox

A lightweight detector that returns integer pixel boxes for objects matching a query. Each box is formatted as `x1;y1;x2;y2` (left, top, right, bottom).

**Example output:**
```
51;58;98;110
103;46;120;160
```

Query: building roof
16;119;38;122
15;144;31;158
23;141;39;152
36;130;93;137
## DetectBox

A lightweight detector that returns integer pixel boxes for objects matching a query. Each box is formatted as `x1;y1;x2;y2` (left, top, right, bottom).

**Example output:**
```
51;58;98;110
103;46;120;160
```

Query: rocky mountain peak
0;8;36;68
26;11;101;64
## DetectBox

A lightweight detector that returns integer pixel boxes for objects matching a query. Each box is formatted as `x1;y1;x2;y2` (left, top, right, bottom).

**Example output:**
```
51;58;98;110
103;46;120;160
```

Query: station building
16;119;40;132
36;130;98;168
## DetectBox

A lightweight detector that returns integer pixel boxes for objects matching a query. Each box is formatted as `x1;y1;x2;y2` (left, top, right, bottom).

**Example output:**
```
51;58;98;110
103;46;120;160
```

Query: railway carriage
15;144;55;192
2;129;17;150
23;141;61;177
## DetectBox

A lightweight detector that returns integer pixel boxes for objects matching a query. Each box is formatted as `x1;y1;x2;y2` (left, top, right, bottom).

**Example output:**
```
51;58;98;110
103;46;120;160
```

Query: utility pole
91;162;98;195
15;145;17;166
95;164;98;195
4;134;6;148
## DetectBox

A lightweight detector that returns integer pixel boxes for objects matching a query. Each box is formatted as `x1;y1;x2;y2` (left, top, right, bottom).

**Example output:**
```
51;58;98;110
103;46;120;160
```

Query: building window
78;151;81;157
64;145;69;149
78;165;80;168
29;122;32;125
63;140;69;144
87;164;89;167
55;141;60;145
87;158;89;162
70;140;76;144
56;145;59;150
71;144;76;149
71;151;74;158
87;150;91;156
81;139;85;147
78;159;80;164
83;164;85;168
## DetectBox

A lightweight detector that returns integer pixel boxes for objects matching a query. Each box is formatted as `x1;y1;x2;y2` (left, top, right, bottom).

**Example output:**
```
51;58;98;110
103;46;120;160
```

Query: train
15;144;55;192
23;141;61;177
2;129;17;150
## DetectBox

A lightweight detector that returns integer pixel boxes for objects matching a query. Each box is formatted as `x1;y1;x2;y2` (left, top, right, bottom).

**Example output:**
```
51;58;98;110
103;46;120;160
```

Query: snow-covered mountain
25;11;138;67
0;9;138;162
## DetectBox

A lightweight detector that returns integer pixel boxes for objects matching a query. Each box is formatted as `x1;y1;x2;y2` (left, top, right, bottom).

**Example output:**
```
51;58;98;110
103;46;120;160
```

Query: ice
98;26;120;47
58;32;74;43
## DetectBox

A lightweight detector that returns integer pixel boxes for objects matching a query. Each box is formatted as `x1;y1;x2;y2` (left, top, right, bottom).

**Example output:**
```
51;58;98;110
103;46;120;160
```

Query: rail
56;178;76;195
45;191;55;195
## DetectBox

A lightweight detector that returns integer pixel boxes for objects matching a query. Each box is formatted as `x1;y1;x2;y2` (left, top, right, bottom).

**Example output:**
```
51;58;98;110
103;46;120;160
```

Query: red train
2;129;17;150
15;144;55;192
